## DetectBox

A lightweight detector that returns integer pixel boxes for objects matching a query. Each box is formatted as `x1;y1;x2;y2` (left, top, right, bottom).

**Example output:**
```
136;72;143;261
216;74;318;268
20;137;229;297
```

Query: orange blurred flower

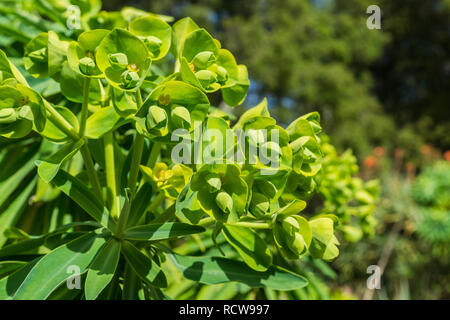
444;150;450;161
421;144;432;155
373;146;385;157
364;156;377;168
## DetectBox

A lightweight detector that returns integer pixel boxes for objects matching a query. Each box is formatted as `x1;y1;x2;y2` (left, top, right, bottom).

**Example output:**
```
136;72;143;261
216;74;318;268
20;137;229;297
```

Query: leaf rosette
23;31;69;79
96;28;152;91
68;29;110;78
0;83;46;139
190;164;248;223
129;15;172;61
178;28;250;106
138;80;209;140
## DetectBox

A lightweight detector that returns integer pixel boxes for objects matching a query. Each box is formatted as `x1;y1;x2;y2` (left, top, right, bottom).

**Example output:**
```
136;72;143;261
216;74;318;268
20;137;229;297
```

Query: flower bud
171;105;191;129
79;57;96;75
281;216;300;234
261;141;282;158
28;48;47;62
215;65;228;83
250;192;270;217
287;232;305;256
204;172;222;193
143;36;162;55
121;70;140;89
195;69;217;89
215;191;233;214
146;105;168;131
192;51;215;70
108;53;128;71
0;108;17;124
18;105;33;121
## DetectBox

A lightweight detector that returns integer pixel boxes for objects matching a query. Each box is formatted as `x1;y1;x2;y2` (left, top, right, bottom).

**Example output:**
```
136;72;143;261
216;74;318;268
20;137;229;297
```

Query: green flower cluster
0;2;374;300
315;136;380;242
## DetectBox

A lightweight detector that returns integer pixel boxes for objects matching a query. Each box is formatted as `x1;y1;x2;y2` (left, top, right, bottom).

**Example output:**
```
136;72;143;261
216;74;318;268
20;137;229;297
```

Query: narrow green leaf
0;261;27;278
0;144;39;208
52;169;116;231
0;177;37;247
36;139;84;183
123;222;205;241
0;257;41;300
85;238;121;300
122;264;141;300
12;231;108;300
167;253;308;291
222;225;272;271
121;241;167;288
126;183;152;228
85;106;132;139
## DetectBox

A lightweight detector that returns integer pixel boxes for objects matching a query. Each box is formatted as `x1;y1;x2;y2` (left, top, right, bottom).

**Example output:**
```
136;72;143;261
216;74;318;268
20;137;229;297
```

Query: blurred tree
372;0;450;151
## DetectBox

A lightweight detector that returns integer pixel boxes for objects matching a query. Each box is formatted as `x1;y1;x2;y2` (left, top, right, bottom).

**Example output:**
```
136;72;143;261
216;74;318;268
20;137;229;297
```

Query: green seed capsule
0;108;17;124
215;65;228;83
171;105;191;129
250;192;270;217
215;191;233;214
146;105;167;130
195;69;217;89
287;232;305;256
143;36;162;55
79;57;96;75
18;105;33;121
281;216;300;233
192;51;215;70
28;48;47;62
204;172;222;193
121;70;140;89
108;53;128;71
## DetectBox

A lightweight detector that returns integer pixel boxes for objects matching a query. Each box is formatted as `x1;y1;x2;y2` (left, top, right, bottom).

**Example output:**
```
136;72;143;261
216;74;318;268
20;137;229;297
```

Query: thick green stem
198;217;216;227
197;217;271;229
226;221;271;229
44;101;79;141
174;58;181;73
44;95;104;205
105;131;120;218
79;77;91;137
148;192;165;213
147;141;161;167
80;143;104;203
128;89;145;197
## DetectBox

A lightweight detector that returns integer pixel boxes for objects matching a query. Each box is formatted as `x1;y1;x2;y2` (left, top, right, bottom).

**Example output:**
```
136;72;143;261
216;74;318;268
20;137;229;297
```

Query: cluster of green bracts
316;136;380;242
0;10;340;289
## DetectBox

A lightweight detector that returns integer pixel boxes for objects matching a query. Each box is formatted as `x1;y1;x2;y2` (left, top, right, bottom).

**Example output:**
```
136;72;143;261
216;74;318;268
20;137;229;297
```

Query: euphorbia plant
0;2;348;300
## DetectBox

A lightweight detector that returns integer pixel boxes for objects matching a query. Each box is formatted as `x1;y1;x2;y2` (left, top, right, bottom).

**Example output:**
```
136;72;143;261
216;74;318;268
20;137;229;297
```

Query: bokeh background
0;0;449;299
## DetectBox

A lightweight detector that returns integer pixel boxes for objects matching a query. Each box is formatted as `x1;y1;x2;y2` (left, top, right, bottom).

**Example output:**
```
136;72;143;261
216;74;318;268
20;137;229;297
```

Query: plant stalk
45;98;104;205
80;143;104;204
104;131;120;218
79;77;91;137
44;100;79;141
128;89;145;197
226;221;271;229
147;141;161;167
